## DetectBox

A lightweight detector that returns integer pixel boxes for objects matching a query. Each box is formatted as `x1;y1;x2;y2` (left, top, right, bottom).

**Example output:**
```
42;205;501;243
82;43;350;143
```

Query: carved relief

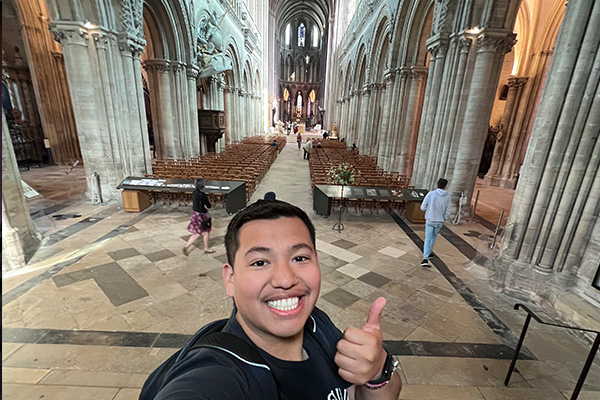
196;7;232;79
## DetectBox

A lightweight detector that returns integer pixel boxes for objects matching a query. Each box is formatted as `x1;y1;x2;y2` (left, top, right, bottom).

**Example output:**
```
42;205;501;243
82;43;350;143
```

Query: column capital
172;62;185;74
143;59;170;74
507;76;528;87
90;31;110;50
118;33;146;57
186;65;199;80
410;66;428;80
476;30;517;54
425;36;449;58
458;36;473;53
49;22;90;47
383;69;395;83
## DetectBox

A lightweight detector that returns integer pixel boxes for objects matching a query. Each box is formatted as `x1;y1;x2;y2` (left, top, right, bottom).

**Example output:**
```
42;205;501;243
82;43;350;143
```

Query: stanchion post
471;190;480;221
490;208;504;249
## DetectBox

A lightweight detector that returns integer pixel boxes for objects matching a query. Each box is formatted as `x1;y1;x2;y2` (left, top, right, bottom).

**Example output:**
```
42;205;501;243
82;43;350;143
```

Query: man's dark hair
225;200;316;266
437;178;448;189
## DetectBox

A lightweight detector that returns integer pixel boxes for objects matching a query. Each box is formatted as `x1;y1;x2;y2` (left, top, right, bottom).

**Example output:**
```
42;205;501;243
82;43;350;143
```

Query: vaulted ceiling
273;0;332;34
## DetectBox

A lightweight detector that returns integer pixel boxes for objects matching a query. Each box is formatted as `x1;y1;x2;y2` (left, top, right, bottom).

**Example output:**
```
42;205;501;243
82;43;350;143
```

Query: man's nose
271;261;298;289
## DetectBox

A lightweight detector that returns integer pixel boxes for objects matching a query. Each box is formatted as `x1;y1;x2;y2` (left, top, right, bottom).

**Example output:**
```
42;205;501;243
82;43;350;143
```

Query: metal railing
505;303;600;400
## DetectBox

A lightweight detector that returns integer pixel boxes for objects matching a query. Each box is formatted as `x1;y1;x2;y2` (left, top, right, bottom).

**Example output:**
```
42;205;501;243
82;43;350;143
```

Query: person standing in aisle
183;178;216;255
420;178;451;267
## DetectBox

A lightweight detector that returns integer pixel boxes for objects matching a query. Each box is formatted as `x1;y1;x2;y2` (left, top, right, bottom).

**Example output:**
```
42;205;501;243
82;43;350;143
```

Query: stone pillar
501;0;600;278
144;59;176;159
388;68;410;172
377;71;395;168
484;76;528;187
223;86;232;144
412;40;449;187
118;37;151;174
2;111;41;272
395;67;428;176
450;29;516;213
434;36;474;182
187;66;200;157
357;86;371;152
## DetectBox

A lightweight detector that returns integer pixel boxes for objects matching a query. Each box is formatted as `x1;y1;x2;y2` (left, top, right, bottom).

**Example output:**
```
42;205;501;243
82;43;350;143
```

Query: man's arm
334;298;402;400
420;192;430;212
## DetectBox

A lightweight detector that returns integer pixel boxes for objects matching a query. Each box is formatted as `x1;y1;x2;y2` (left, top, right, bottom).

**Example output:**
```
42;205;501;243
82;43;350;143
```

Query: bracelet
364;380;390;390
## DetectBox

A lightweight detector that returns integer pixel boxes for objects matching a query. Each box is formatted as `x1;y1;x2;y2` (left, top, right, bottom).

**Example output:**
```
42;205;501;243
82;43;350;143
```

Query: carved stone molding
458;37;473;53
427;41;448;58
50;24;90;47
91;32;110;50
172;62;185;75
477;32;517;54
508;76;528;88
187;65;200;80
410;66;428;80
143;59;170;74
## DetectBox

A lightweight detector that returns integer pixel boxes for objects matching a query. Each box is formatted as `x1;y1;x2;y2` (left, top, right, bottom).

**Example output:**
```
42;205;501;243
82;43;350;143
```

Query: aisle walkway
3;140;599;400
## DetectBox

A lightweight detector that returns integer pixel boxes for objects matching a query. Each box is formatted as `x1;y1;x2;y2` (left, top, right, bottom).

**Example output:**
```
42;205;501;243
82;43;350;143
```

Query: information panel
117;177;246;214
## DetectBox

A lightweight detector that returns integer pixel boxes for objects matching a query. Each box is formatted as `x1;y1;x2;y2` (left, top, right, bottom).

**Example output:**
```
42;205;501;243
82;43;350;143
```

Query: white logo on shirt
327;388;348;400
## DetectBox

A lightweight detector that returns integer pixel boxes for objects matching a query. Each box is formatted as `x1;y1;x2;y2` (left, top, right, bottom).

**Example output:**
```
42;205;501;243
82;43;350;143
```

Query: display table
117;177;246;214
313;185;428;220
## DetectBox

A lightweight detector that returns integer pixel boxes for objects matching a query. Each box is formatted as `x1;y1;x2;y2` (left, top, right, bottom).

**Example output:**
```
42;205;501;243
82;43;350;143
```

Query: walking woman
183;178;215;255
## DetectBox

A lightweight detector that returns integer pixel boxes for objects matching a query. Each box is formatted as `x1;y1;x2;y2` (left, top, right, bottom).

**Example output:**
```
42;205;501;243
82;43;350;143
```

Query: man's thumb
363;297;386;331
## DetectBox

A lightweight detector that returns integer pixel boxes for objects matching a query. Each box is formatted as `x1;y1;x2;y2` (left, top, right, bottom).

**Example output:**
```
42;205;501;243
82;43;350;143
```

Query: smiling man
147;200;401;400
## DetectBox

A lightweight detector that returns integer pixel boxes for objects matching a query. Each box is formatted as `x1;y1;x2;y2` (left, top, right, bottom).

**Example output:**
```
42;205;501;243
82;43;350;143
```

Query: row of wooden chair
146;136;285;206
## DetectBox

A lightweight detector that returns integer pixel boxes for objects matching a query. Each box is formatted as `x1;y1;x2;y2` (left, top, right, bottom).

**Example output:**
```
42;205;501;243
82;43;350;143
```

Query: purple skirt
187;211;212;234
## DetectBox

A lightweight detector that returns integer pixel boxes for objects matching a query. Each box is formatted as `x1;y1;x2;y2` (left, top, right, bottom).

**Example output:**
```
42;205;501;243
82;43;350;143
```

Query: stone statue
196;8;232;79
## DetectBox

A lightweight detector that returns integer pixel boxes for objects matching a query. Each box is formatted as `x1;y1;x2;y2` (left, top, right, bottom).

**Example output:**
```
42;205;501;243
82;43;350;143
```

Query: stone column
450;30;516;212
223;86;232;144
497;0;600;300
412;40;449;187
377;70;395;168
395;67;428;176
144;59;176;159
434;36;474;181
357;87;371;150
118;37;151;174
2;111;41;272
502;0;600;273
388;68;410;172
484;76;528;186
187;66;200;156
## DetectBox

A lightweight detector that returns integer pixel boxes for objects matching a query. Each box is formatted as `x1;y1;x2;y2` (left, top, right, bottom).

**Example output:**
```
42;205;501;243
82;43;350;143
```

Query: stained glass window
298;23;305;47
285;24;290;46
312;25;319;47
307;99;311;117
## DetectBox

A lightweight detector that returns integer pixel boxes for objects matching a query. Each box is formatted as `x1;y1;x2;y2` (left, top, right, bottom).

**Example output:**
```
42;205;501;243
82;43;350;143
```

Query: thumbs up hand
334;297;388;385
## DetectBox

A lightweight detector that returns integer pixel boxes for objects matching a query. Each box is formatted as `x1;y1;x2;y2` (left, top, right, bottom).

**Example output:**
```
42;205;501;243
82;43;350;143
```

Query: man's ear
223;263;235;297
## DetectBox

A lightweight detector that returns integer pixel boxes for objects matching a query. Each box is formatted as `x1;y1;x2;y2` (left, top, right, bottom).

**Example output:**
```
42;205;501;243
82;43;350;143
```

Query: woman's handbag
200;216;212;230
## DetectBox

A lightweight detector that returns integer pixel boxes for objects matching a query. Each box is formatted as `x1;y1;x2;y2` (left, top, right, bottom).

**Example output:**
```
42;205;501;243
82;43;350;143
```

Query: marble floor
3;136;599;400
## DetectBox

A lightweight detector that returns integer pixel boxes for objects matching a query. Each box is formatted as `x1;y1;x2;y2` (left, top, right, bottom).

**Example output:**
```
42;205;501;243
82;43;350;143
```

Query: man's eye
293;256;309;262
250;260;267;267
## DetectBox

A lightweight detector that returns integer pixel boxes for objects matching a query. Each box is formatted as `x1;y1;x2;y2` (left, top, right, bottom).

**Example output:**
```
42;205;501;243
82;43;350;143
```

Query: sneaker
420;259;430;268
204;249;216;254
182;247;189;257
428;253;436;260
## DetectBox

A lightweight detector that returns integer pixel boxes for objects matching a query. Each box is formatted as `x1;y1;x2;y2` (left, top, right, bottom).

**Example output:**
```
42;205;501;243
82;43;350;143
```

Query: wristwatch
364;350;398;390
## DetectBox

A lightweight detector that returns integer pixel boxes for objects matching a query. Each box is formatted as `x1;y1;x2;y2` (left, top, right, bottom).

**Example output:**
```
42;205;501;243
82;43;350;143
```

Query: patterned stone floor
3;136;599;400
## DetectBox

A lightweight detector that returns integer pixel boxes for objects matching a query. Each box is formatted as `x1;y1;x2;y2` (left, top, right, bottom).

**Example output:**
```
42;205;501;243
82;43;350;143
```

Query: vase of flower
329;162;357;232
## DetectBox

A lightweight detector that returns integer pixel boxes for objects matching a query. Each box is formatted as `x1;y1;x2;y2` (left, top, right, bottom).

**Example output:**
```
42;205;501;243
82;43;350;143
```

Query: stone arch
142;0;192;64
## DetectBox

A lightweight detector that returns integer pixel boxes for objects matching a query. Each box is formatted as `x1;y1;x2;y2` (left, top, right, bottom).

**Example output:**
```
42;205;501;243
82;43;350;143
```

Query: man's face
223;217;320;346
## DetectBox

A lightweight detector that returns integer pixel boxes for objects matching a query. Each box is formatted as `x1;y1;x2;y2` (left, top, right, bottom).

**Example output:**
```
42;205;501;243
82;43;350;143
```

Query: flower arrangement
329;162;357;186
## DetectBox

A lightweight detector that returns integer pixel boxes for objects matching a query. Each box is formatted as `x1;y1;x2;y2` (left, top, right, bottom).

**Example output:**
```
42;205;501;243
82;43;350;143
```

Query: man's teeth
267;297;300;311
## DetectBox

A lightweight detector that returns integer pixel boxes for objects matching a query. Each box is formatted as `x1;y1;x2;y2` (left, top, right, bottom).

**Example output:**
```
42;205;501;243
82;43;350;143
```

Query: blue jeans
423;222;443;259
